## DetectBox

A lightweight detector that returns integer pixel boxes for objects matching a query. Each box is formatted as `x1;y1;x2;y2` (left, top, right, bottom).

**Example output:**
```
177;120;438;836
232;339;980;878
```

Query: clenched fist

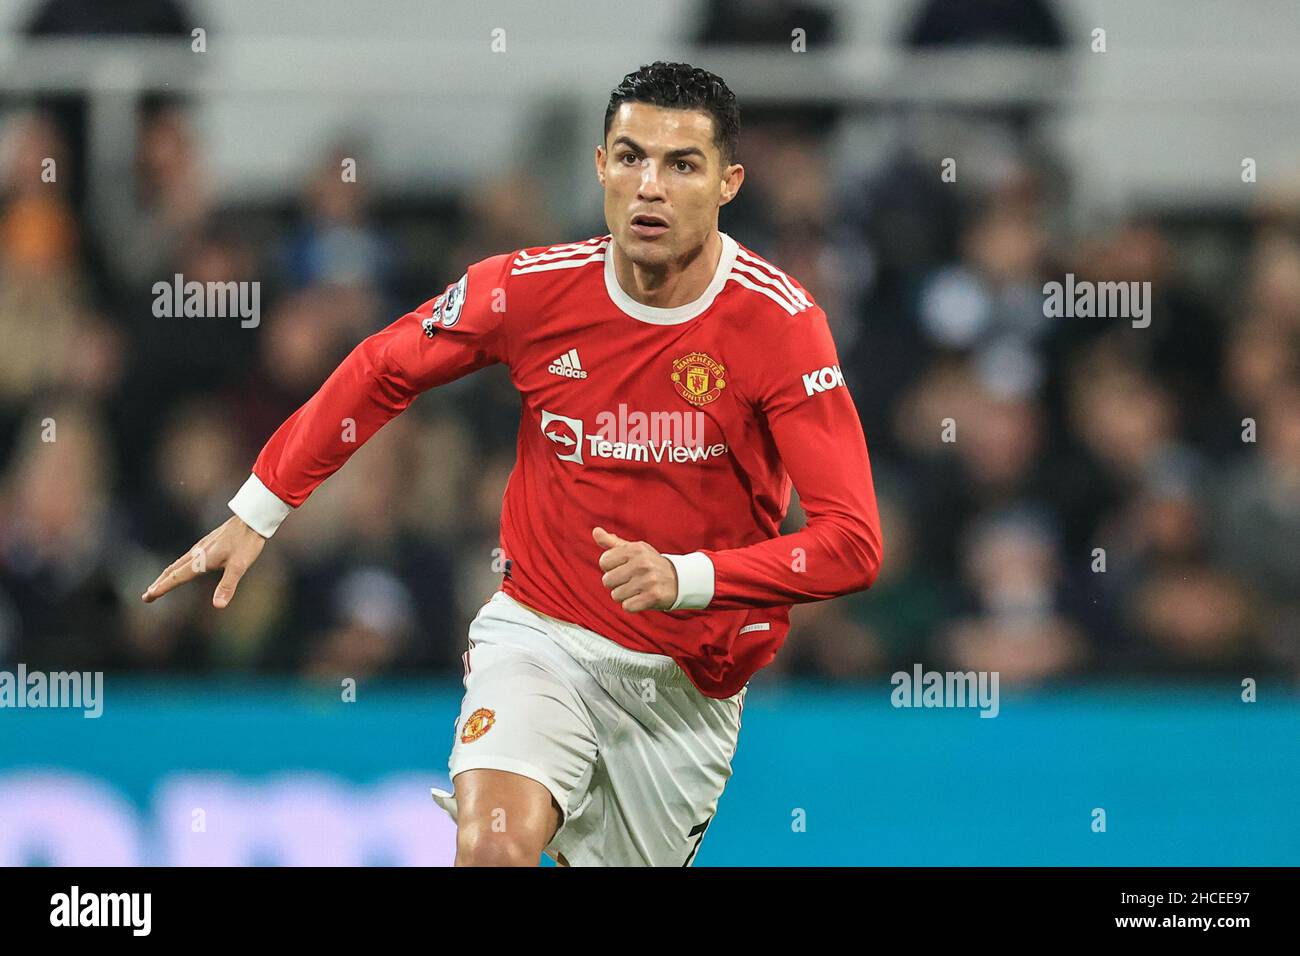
593;526;679;612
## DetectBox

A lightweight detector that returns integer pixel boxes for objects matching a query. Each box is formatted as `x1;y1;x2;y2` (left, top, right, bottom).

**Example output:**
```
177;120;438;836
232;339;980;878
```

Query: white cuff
228;473;293;538
662;552;715;610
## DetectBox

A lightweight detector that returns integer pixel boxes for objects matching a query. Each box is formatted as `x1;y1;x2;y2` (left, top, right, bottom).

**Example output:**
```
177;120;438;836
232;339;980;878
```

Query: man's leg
583;676;745;866
431;592;610;866
452;768;562;867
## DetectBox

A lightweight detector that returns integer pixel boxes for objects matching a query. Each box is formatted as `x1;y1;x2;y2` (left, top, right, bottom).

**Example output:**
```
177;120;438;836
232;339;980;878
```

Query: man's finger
621;590;658;613
598;545;634;572
212;562;245;609
601;564;637;589
609;578;645;603
142;551;203;602
592;526;628;548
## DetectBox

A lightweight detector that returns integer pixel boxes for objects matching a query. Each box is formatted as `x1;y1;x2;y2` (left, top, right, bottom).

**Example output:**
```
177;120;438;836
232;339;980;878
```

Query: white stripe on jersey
734;247;812;309
730;259;807;313
511;250;607;275
726;271;801;315
513;237;606;261
513;238;609;265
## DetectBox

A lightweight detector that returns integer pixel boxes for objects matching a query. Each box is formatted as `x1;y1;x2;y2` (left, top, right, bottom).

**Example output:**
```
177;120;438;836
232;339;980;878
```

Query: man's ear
719;163;744;207
594;145;606;186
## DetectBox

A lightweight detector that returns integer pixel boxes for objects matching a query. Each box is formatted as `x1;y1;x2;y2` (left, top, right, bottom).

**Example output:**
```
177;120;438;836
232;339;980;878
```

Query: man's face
596;102;742;266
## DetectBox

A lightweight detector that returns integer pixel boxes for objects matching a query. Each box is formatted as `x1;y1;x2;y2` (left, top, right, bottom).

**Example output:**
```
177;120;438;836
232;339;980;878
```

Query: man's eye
620;153;639;165
675;160;694;172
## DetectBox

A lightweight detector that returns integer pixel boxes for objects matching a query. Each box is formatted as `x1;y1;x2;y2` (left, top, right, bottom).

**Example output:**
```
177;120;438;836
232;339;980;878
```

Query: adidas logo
547;348;588;379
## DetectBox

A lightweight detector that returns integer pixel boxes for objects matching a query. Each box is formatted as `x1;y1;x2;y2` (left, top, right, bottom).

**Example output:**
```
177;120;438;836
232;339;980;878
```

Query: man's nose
637;161;667;200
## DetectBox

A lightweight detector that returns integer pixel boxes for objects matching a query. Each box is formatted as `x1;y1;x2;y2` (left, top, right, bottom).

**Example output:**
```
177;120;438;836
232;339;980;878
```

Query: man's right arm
231;252;515;536
143;251;515;608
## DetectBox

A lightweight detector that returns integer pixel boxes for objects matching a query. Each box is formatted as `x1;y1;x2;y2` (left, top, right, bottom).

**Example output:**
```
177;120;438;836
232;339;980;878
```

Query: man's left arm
664;306;884;611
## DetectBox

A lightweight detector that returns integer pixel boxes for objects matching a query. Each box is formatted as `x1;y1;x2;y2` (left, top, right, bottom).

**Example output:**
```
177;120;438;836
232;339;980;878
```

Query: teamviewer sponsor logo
540;405;728;466
541;410;584;463
586;435;728;463
802;364;844;396
548;348;589;379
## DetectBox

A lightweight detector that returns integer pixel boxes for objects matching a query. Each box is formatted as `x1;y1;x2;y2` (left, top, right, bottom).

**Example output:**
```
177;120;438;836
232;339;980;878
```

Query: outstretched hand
142;514;267;609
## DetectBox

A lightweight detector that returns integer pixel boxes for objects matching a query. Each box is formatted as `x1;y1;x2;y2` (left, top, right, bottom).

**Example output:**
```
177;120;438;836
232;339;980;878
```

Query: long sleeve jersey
229;231;883;698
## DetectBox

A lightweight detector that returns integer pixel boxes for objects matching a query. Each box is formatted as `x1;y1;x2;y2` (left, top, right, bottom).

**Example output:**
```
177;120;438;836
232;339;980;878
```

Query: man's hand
142;514;267;609
593;527;679;612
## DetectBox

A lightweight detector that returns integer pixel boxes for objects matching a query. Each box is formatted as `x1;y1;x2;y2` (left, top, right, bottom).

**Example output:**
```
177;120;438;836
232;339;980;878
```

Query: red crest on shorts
460;707;495;743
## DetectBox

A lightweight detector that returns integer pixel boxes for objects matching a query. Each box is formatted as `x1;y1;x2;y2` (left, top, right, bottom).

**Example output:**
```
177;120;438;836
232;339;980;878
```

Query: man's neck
612;230;722;310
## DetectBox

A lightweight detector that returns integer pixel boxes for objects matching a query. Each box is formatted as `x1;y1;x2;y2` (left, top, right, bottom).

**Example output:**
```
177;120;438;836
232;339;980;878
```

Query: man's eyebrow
610;136;708;161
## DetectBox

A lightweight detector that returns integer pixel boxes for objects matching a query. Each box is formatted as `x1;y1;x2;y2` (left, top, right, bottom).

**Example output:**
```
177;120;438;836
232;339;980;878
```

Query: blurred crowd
2;9;1299;688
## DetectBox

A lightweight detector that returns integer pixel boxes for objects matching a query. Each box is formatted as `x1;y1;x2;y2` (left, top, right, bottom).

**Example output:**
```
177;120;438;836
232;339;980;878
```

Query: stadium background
0;0;1297;865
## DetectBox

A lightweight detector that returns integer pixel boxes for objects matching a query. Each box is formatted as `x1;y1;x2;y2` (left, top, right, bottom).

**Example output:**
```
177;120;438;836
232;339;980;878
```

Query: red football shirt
229;231;883;698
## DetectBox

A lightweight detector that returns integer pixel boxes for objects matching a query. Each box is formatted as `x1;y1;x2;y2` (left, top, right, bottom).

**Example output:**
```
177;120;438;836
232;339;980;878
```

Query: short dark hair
604;61;740;169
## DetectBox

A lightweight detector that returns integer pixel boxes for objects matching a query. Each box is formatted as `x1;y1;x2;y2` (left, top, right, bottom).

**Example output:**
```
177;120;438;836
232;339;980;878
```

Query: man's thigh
450;768;562;864
556;678;746;867
430;604;602;858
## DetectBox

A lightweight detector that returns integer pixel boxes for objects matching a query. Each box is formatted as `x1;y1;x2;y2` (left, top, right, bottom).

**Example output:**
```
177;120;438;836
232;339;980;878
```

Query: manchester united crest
670;352;727;406
460;707;495;743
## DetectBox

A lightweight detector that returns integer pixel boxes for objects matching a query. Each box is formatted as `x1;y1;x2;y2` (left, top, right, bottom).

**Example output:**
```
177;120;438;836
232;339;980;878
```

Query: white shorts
430;590;747;866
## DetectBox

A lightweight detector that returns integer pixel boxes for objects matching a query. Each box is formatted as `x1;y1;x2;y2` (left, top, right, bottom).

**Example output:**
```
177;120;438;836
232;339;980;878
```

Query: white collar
603;231;738;325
